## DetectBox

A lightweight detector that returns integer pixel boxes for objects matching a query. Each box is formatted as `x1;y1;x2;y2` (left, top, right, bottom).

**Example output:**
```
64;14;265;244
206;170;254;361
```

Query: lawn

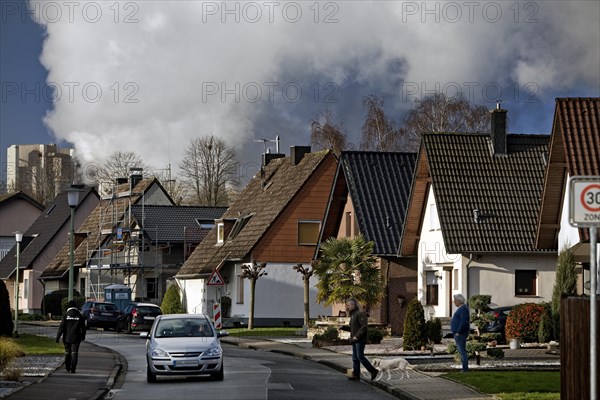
226;327;302;338
14;334;64;355
444;371;560;400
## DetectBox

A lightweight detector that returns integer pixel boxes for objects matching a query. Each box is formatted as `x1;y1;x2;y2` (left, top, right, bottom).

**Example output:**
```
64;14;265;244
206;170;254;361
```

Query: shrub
161;285;184;314
469;295;493;335
368;327;385;344
314;326;340;342
425;318;443;344
447;343;457;354
538;307;553;344
481;332;502;342
402;299;426;350
42;289;81;318
0;280;13;337
2;367;23;381
486;348;504;359
466;341;487;357
552;247;577;341
18;314;45;321
60;296;86;314
505;303;545;342
0;337;23;371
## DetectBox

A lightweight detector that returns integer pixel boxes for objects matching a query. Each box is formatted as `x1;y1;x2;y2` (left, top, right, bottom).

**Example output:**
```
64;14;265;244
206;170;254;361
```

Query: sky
1;0;599;187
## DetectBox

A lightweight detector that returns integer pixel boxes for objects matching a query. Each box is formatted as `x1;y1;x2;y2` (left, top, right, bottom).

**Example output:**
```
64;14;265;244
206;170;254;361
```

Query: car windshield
97;303;118;311
137;306;161;314
155;318;214;338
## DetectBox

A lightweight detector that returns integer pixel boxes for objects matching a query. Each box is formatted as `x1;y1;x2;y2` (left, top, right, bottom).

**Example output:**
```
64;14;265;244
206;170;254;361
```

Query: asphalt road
83;331;396;400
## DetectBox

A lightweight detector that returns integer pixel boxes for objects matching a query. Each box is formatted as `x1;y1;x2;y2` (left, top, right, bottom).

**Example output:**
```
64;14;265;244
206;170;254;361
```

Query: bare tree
241;261;267;330
179;135;237;206
293;263;314;328
360;95;414;152
403;93;490;145
310;110;349;157
90;151;151;194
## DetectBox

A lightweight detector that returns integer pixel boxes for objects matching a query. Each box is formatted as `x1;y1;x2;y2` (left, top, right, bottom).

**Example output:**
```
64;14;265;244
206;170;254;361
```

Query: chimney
129;167;143;190
290;146;311;166
263;152;285;166
490;104;507;156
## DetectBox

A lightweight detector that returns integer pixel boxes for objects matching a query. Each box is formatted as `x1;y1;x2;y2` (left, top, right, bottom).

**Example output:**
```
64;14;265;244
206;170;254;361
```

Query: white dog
372;357;413;381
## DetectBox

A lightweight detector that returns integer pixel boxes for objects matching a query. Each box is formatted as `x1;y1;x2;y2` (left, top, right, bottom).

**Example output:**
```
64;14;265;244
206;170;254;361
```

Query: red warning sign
207;269;225;286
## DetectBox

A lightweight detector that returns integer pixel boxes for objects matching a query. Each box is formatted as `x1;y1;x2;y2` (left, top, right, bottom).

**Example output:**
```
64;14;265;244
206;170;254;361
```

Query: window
426;271;439;305
345;212;352;237
146;278;157;299
217;223;224;244
515;270;537;295
23;279;28;299
80;278;86;296
237;275;244;304
298;221;320;245
430;204;440;230
453;269;459;290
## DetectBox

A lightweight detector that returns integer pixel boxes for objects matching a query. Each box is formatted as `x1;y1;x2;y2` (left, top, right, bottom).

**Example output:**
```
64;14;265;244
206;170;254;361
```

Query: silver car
141;314;228;383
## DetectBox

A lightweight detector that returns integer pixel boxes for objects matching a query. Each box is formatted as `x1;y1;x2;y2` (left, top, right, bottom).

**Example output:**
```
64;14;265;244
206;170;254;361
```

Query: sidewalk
220;336;495;400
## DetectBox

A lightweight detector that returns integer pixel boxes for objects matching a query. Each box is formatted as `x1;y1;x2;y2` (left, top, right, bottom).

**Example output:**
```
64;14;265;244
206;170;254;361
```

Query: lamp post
67;188;81;302
14;231;23;338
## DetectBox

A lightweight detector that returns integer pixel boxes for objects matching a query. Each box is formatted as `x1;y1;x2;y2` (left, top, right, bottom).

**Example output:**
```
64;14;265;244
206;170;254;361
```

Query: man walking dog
56;300;86;373
340;298;379;381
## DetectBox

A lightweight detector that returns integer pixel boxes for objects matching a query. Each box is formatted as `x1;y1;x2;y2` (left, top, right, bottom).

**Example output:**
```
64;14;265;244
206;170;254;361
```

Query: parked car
116;302;162;333
141;314;228;383
81;301;120;330
482;306;513;339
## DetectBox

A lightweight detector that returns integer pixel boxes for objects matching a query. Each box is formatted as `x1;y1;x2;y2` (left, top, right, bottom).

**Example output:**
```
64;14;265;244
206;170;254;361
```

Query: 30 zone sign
569;176;600;227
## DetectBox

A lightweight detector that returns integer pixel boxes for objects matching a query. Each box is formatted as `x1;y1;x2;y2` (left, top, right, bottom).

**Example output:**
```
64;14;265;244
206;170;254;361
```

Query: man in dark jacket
450;294;470;372
56;300;86;373
340;298;379;381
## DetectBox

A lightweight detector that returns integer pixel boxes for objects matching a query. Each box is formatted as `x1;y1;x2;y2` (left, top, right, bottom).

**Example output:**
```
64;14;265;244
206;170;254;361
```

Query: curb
89;348;125;400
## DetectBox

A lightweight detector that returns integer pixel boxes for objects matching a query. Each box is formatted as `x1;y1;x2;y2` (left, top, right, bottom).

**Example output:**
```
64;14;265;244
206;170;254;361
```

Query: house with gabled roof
40;176;174;301
536;97;600;292
399;107;556;318
176;147;337;326
318;151;418;335
0;191;44;261
0;188;98;314
127;205;227;301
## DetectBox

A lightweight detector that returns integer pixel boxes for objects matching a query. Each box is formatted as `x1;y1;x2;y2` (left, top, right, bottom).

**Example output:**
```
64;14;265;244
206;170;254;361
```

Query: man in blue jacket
450;294;470;372
56;300;86;373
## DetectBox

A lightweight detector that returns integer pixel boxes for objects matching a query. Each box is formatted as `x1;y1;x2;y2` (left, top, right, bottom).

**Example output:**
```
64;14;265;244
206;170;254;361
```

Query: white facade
181;262;331;324
418;187;557;318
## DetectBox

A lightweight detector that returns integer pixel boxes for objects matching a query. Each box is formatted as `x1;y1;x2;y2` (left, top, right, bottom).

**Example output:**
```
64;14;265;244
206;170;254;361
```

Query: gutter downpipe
465;253;474;300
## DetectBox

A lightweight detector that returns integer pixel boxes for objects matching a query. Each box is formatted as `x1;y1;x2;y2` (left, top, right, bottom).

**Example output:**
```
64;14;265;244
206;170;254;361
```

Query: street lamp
67;187;81;302
14;231;23;338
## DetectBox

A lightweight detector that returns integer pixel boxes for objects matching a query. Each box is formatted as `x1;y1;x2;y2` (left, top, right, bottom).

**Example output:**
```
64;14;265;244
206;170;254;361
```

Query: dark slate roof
130;205;227;242
340;152;417;255
537;98;600;247
0;187;97;279
177;150;334;277
0;191;45;210
424;133;551;253
41;179;163;278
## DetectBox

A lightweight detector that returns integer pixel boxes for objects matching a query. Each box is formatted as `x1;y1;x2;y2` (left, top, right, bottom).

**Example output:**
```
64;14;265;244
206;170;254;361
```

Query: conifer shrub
161;285;184;314
425;318;443;344
538;304;553;343
42;289;81;318
402;299;426;350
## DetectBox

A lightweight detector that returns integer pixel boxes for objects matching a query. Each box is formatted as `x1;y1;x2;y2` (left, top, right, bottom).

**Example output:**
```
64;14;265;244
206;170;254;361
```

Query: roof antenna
496;100;502;110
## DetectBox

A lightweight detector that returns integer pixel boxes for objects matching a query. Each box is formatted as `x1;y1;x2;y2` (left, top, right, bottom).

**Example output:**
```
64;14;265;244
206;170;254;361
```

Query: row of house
1;97;598;335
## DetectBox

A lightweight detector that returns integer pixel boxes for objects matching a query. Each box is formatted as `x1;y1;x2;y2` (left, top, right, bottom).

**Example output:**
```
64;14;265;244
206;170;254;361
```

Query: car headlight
203;347;222;357
151;348;169;358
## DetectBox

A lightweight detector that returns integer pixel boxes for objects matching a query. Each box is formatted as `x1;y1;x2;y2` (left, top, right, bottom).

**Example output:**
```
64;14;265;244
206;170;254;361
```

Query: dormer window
217;223;224;244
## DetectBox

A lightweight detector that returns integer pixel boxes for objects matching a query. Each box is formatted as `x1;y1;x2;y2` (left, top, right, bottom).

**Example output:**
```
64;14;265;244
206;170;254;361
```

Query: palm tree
313;234;383;313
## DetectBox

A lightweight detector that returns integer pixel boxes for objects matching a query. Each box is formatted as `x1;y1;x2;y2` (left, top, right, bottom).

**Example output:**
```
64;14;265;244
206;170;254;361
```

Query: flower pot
509;338;521;349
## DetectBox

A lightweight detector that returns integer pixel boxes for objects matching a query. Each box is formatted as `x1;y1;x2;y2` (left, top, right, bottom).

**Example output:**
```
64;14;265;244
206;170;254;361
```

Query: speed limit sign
569;176;600;227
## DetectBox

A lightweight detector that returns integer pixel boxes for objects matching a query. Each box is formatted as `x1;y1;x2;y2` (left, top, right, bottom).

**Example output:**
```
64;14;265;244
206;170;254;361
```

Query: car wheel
147;365;157;383
211;364;224;381
116;321;122;333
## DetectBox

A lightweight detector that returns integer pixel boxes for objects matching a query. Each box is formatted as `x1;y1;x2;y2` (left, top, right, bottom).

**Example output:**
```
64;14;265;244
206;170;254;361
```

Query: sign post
569;176;600;400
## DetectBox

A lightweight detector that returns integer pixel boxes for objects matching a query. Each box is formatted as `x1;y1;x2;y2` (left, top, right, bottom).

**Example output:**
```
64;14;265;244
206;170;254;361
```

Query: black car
483;306;513;338
116;302;162;333
81;301;120;330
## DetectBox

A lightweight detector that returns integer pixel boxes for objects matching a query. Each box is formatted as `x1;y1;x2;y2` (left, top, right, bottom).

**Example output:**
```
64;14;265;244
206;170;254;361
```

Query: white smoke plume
28;0;600;177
